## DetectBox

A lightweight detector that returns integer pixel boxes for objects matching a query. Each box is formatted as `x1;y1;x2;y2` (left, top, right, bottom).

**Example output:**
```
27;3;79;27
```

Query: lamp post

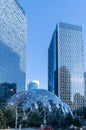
44;107;46;125
10;101;18;128
15;105;18;129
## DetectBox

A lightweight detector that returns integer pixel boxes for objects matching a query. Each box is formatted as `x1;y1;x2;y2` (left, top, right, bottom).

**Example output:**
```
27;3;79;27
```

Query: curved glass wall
7;89;73;123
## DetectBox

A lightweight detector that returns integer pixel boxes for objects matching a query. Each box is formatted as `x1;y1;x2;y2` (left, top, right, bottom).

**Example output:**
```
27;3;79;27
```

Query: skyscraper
84;72;86;95
84;72;86;106
27;80;39;91
0;0;27;92
48;22;84;110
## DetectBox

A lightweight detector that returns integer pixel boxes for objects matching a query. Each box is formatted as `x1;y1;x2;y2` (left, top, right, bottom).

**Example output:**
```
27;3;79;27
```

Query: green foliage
65;113;73;127
48;112;73;129
0;103;74;129
83;107;86;119
27;111;41;127
46;109;72;129
0;104;15;128
73;117;81;127
50;111;61;128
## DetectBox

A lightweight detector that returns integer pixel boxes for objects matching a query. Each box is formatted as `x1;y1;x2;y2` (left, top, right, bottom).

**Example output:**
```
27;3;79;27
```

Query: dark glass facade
0;82;16;106
48;22;84;110
0;0;27;92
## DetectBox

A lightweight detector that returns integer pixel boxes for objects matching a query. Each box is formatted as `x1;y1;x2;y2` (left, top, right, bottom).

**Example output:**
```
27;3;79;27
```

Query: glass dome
7;89;73;123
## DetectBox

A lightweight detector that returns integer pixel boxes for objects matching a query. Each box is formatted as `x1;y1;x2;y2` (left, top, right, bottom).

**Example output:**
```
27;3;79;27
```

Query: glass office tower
0;0;27;92
84;72;86;106
27;80;39;91
48;22;84;110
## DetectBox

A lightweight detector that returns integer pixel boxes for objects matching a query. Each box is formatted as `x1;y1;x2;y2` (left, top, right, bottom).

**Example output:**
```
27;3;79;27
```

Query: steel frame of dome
7;89;73;122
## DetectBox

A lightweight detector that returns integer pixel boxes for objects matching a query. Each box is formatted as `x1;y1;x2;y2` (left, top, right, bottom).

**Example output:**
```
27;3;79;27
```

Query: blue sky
19;0;86;89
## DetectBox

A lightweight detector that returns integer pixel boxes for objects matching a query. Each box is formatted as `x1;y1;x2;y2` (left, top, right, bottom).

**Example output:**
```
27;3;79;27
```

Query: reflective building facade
84;72;86;97
84;72;86;106
0;0;27;92
0;82;16;106
48;22;84;110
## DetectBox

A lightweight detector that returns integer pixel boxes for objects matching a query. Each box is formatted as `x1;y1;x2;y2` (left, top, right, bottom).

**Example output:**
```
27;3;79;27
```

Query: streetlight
44;107;46;125
10;102;18;129
15;105;18;129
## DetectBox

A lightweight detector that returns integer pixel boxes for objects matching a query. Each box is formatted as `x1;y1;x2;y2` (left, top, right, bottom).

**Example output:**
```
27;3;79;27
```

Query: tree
0;104;15;128
65;113;73;127
0;109;4;128
83;107;86;119
27;111;41;127
73;117;81;127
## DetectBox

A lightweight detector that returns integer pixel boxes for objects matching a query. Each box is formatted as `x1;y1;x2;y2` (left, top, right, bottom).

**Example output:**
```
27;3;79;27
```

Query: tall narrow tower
48;22;84;110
